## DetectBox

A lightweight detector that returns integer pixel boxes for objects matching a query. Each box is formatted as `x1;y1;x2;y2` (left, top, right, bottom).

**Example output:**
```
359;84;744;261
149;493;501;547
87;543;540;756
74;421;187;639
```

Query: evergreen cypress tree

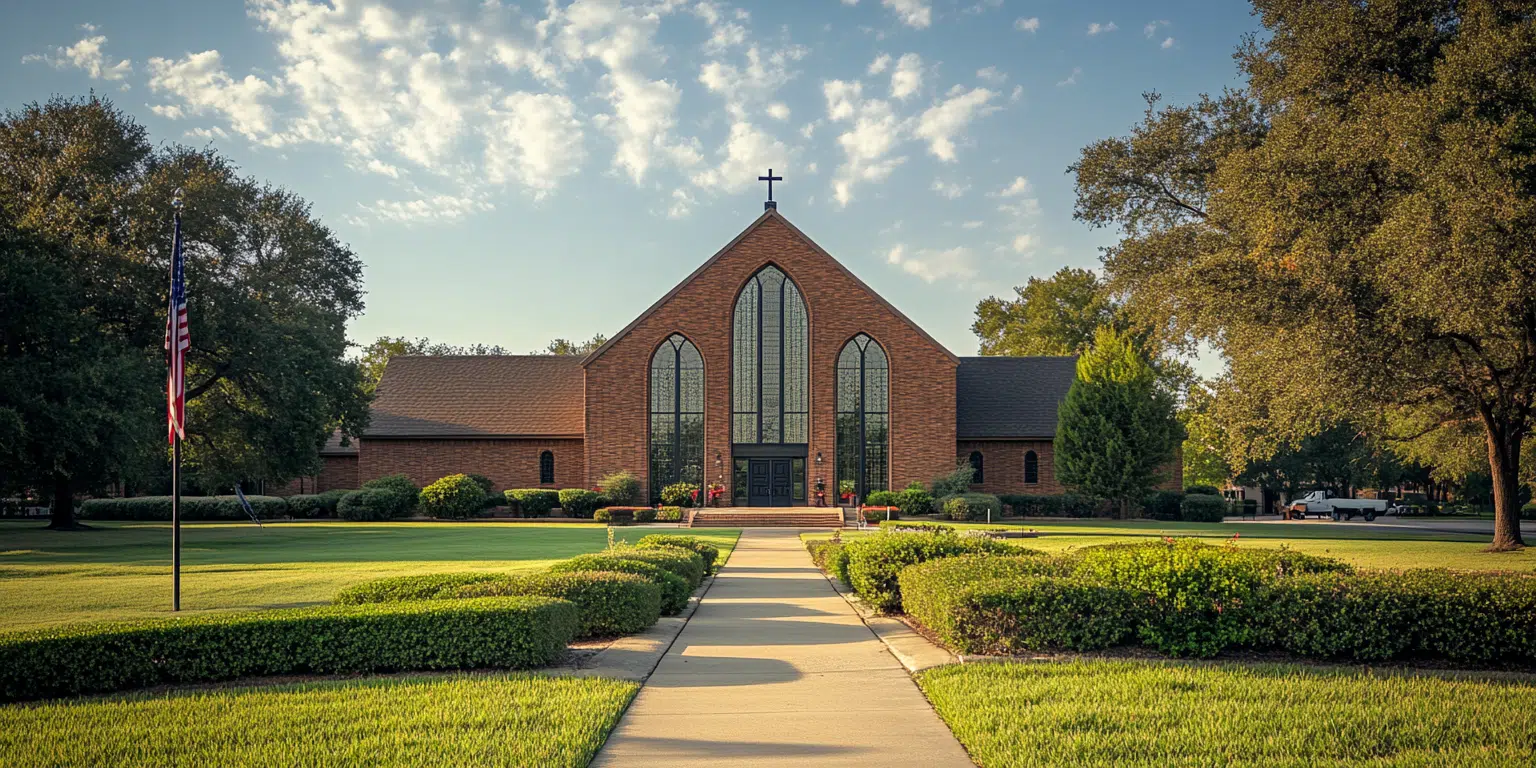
1056;327;1182;518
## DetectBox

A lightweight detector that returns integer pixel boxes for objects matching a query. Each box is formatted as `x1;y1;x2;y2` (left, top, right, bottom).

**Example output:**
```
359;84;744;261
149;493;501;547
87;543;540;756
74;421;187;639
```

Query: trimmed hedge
595;507;637;524
507;489;559;516
656;506;683;522
1184;484;1221;496
557;489;605;518
894;483;936;517
599;472;643;506
806;539;851;584
939;493;1002;521
899;555;1080;650
842;532;1027;612
636;535;720;573
1143;490;1185;521
998;493;1110;518
1180;493;1228;523
1075;540;1352;657
660;482;699;506
0;597;578;703
634;508;657;523
333;572;505;605
878;520;953;533
549;554;691;615
419;474;487;519
1263;570;1536;665
285;489;351;518
362;474;420;517
865;490;900;508
78;495;289;521
605;545;706;588
338;489;397;521
457;571;661;638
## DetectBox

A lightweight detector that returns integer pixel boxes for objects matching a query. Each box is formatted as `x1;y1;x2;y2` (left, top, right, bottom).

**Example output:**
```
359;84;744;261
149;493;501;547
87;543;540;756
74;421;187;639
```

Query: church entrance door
746;459;794;507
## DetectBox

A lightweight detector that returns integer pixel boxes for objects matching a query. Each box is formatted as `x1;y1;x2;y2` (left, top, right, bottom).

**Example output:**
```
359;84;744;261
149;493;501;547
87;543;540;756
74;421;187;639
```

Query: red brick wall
585;215;958;504
359;438;585;492
957;440;1183;496
272;455;359;496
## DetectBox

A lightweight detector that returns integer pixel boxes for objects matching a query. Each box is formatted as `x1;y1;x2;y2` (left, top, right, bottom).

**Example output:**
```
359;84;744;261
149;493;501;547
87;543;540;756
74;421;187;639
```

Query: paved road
1234;515;1536;538
591;529;973;767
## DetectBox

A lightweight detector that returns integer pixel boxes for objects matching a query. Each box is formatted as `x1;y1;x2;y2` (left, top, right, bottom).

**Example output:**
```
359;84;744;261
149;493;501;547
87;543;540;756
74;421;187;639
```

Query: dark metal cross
758;169;783;202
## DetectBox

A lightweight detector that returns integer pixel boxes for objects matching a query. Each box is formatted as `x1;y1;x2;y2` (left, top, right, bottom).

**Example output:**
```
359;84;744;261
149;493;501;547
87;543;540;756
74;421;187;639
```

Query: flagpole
170;189;183;613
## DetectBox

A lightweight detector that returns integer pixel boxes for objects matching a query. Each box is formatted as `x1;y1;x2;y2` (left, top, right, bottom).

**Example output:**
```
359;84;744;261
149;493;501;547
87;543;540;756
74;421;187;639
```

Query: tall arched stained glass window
539;450;554;484
650;334;705;503
732;265;809;444
836;334;889;503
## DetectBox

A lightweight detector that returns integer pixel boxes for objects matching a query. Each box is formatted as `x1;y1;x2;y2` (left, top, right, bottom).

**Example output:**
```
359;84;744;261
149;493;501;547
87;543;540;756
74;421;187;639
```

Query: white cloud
483;92;585;196
767;102;791;120
995;176;1042;218
146;50;281;142
867;53;891;75
691;120;791;193
931;179;969;199
694;1;747;53
1087;22;1118;36
1161;37;1177;49
668;187;696;219
23;26;132;82
961;220;984;229
976;66;1006;85
1011;233;1037;253
1144;20;1170;38
997;176;1032;197
356;194;493;225
885;243;977;282
1057;67;1082;87
963;0;1003;14
1014;17;1040;33
915;86;996;162
824;79;907;206
699;44;807;121
890;53;923;100
882;0;932;29
1010;85;1023;102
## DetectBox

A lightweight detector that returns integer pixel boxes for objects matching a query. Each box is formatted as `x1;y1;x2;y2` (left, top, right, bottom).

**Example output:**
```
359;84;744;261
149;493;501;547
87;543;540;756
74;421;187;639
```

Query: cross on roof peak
758;168;782;210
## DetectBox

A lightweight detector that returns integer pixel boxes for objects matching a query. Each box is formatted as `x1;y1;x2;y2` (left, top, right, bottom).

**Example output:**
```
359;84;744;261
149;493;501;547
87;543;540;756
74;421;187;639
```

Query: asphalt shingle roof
365;356;585;438
955;356;1077;439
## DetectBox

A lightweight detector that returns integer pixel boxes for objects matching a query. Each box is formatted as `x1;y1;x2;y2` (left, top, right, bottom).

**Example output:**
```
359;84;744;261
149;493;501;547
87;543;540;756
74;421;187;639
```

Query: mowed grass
805;518;1534;572
919;660;1536;768
0;521;740;630
0;673;637;768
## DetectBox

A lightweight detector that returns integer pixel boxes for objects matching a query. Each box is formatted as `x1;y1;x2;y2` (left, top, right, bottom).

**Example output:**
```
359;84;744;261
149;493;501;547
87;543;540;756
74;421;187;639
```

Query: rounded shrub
634;508;657;523
660;482;699;506
898;554;1078;648
894;483;936;517
457;571;662;638
506;489;559;516
0;596;579;703
1184;484;1221;496
656;506;683;522
1180;493;1228;523
941;493;1002;521
606;545;706;588
843;532;1026;613
600;471;643;506
865;490;900;507
558;488;605;518
333;572;506;605
951;576;1144;653
549;554;692;615
337;489;397;521
1143;490;1185;521
636;535;720;573
362;474;420;517
419;474;488;519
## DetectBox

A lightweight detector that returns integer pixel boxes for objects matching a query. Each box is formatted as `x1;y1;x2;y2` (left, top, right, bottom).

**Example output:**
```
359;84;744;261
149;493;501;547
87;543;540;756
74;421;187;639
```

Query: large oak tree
1074;0;1536;549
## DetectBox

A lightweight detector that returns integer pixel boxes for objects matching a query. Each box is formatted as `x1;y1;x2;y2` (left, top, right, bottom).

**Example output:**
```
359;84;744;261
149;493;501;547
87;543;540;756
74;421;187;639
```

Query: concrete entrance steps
690;508;845;528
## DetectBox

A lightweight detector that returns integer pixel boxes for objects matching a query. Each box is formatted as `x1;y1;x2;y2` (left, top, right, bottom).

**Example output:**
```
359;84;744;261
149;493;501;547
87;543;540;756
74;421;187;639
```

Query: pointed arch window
969;451;984;485
732;265;809;444
540;450;555;484
836;334;889;503
650;334;705;502
1024;450;1039;485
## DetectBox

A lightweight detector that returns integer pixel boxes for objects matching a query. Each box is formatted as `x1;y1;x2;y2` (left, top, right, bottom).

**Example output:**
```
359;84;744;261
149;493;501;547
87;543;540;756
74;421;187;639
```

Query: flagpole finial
172;187;184;209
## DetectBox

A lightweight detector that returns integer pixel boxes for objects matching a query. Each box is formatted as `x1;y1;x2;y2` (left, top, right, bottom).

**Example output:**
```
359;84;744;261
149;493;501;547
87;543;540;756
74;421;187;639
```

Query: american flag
165;211;189;443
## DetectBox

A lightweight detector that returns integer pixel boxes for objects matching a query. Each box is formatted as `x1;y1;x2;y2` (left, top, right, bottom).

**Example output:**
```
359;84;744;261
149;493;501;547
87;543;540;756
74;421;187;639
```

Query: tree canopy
1073;0;1536;550
973;267;1117;356
0;96;368;523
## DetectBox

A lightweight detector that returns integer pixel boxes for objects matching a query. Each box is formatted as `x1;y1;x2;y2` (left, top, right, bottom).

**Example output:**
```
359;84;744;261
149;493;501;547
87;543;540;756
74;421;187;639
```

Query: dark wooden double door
746;458;795;507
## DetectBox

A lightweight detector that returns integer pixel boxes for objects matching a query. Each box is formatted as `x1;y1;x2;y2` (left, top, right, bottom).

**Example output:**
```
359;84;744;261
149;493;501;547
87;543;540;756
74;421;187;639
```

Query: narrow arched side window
969;451;984;485
835;334;889;504
1024;450;1039;485
649;334;705;503
540;450;555;484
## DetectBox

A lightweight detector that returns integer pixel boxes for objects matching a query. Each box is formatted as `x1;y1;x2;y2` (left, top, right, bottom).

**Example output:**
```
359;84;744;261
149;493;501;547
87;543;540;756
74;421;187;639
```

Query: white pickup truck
1285;490;1396;521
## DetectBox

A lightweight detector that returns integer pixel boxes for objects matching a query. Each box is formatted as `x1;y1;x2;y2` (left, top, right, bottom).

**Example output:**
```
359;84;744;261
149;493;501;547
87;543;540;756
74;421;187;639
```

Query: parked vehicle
1284;490;1396;521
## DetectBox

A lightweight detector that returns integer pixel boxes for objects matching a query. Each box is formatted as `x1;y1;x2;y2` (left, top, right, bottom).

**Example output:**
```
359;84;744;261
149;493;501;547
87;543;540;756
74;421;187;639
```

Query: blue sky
3;0;1256;367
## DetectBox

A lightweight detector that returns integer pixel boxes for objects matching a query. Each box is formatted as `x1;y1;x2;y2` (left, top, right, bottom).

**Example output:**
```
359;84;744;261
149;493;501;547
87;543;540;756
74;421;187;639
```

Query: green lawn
0;521;740;631
919;660;1536;767
806;518;1534;572
0;673;636;767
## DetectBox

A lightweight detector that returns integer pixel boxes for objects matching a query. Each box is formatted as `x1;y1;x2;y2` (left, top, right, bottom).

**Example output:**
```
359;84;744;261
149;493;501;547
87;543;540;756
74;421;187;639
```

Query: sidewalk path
591;529;973;767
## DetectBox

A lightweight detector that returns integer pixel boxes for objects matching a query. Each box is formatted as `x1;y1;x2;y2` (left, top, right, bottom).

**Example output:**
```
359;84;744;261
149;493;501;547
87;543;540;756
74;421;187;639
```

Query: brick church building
305;207;1145;506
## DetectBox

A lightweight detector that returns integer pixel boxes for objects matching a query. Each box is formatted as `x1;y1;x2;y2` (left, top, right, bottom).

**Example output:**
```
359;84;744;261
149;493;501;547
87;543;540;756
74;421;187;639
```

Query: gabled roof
956;356;1078;439
582;208;958;366
365;355;585;438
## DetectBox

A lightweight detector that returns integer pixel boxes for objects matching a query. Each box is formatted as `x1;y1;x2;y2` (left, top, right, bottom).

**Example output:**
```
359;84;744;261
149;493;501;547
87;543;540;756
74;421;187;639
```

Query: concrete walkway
592;529;973;767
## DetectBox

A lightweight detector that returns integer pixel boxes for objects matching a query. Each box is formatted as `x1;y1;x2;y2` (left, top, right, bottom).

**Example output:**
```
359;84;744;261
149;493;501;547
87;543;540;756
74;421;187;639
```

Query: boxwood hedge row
841;533;1027;613
78;495;290;521
0;597;578;703
635;535;719;573
549;554;691;615
456;572;661;638
333;572;506;605
604;545;706;588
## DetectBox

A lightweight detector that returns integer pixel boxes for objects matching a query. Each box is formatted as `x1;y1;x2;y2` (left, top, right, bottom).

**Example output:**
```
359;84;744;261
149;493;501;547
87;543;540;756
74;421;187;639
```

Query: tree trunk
1481;415;1526;552
46;474;82;530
